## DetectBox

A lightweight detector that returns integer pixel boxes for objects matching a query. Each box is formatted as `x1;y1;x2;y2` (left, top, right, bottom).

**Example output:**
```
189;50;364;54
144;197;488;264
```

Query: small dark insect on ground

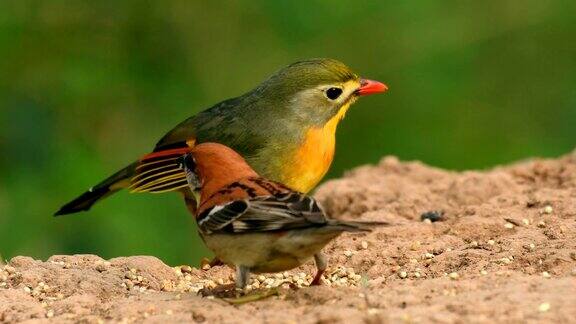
420;210;445;222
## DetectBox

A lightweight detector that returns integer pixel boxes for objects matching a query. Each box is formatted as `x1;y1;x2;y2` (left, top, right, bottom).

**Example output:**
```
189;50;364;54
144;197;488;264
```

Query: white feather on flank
198;205;226;226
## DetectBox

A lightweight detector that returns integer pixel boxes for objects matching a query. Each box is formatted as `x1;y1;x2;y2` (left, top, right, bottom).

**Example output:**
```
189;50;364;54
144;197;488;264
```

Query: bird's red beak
356;79;388;96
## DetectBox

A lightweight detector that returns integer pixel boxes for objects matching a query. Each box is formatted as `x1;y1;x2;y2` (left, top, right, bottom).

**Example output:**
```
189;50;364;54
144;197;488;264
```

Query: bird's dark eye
325;87;343;100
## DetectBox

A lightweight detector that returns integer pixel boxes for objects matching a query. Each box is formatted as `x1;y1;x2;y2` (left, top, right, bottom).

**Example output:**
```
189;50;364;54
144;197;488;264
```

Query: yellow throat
283;102;352;193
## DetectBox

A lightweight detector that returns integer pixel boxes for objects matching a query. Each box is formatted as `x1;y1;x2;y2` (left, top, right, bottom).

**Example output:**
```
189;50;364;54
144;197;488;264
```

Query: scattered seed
46;310;54;318
180;266;193;273
537;221;546;228
399;271;408;279
410;241;421;251
420;210;444;222
480;270;488;275
504;223;515;229
448;272;459;280
368;308;380;315
344;250;354;257
542;271;551;279
542;206;553;215
487;240;495;245
361;241;369;250
499;257;512;265
538;302;551;312
166;310;173;315
522;218;531;225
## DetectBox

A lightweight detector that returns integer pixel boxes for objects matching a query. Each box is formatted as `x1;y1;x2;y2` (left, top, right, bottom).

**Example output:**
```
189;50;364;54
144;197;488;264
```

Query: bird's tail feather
54;147;194;216
54;162;137;216
328;220;390;232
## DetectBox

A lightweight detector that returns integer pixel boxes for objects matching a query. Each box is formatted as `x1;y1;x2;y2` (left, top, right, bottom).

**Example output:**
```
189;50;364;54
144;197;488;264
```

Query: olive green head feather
262;58;359;92
157;58;386;150
250;58;365;125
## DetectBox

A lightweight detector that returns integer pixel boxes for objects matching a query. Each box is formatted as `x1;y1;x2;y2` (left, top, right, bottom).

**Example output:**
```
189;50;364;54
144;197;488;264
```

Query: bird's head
254;58;387;125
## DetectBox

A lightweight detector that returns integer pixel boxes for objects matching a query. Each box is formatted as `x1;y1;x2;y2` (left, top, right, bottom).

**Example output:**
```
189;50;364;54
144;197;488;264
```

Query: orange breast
282;105;350;193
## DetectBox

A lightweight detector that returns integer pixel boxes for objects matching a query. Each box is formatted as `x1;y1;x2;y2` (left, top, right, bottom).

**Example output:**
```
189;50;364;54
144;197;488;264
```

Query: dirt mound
2;152;576;323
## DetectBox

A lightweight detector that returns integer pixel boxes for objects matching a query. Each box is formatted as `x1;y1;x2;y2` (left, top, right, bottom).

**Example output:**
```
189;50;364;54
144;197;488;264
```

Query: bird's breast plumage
279;103;350;193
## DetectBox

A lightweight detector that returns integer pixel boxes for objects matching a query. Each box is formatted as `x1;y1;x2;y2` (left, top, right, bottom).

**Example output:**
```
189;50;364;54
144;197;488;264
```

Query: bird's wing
154;97;247;151
133;97;266;194
197;192;328;234
129;148;191;193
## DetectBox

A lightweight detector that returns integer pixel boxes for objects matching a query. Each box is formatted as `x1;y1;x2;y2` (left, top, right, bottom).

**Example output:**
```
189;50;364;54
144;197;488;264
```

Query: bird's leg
235;265;250;289
198;263;248;298
222;266;281;305
310;252;327;286
200;264;280;304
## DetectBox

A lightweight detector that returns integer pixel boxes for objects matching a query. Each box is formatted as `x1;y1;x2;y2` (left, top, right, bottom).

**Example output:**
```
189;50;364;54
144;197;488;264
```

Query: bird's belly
202;230;337;273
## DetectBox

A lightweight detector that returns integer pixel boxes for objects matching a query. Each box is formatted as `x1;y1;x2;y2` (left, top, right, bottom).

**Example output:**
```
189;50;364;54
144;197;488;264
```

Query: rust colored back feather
190;143;293;216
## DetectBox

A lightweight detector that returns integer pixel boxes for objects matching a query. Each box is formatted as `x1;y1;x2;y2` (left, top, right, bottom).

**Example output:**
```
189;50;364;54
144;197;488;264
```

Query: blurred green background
1;1;575;265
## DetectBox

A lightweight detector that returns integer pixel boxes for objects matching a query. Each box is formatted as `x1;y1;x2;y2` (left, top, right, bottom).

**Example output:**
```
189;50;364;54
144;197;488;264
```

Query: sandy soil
1;152;576;323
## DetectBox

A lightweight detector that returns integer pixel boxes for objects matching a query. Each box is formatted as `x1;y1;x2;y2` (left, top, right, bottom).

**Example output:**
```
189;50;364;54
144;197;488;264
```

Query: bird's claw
310;270;325;286
198;283;239;298
223;287;280;305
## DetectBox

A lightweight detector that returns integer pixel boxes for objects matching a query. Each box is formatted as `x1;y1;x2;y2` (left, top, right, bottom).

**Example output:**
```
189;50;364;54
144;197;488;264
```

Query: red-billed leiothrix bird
55;58;387;216
179;143;387;289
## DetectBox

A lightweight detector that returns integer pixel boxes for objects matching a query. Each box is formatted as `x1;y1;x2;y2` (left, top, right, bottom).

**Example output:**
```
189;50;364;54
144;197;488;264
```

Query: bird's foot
310;269;325;286
198;283;239;299
199;284;280;304
223;287;280;305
